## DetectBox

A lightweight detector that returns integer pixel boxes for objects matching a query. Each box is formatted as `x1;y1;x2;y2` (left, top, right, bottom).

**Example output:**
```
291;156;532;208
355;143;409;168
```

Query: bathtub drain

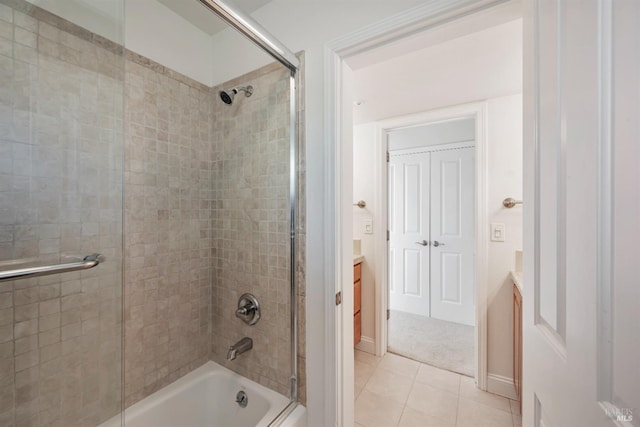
236;391;248;408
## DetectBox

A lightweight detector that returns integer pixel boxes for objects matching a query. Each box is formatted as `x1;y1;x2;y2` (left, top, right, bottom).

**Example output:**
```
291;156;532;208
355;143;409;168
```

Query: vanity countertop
353;255;364;265
510;271;523;294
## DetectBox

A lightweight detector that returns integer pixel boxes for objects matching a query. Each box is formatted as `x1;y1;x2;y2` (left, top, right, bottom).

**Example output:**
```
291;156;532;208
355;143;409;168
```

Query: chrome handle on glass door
415;240;429;246
0;253;104;282
432;241;445;247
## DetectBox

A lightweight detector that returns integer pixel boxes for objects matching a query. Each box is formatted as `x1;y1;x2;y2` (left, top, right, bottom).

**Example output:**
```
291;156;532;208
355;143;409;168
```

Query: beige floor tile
405;382;458;424
355;354;379;400
415;363;461;395
398;407;455;427
356;349;382;367
509;399;521;415
378;352;420;379
459;376;511;413
356;360;376;389
364;367;414;405
355;389;405;427
456;397;514;427
355;381;365;400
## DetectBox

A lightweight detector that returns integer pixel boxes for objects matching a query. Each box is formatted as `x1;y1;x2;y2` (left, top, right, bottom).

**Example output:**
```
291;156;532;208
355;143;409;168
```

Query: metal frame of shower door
197;0;301;416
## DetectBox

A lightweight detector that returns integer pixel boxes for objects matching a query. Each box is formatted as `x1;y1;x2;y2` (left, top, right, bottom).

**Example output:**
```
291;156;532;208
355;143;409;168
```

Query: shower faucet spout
227;337;253;361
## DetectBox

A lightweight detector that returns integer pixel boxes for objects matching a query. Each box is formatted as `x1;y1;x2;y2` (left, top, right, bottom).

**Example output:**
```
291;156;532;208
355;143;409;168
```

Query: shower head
219;85;253;105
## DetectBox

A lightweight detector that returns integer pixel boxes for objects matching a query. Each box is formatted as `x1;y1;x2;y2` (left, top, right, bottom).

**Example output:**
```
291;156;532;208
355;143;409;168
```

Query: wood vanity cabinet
354;262;362;346
513;283;522;412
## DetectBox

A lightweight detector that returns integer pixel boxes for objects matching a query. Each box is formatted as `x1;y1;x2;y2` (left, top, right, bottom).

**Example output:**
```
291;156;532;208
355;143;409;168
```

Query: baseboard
355;336;375;354
486;373;517;400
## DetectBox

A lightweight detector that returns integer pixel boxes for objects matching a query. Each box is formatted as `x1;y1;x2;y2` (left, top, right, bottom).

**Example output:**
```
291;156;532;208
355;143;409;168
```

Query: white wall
387;118;475;151
485;93;523;386
209;1;422;85
31;0;217;86
27;0;124;43
352;19;523;124
210;23;274;85
353;124;378;346
125;0;214;85
353;93;523;396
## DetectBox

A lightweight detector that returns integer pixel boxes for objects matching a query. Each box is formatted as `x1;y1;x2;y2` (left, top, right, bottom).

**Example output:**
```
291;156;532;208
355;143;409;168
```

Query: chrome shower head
219;85;253;105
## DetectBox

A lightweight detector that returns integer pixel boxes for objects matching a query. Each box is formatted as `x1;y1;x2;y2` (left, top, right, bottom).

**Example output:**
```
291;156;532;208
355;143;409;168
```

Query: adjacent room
350;2;525;425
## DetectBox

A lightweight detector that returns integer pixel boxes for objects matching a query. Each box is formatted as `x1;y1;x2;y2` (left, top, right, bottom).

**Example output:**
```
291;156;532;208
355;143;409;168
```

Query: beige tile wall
124;54;307;407
209;63;294;397
123;53;212;407
0;1;124;425
126;56;307;405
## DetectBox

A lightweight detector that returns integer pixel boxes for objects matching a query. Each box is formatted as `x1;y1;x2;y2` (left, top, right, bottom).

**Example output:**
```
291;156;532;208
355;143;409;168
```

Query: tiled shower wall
0;1;124;426
209;63;294;397
124;56;307;407
122;54;213;407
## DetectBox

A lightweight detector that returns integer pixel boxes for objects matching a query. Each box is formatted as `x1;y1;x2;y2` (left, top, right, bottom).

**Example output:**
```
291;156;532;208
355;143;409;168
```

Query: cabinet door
513;284;522;401
354;311;362;346
354;279;361;315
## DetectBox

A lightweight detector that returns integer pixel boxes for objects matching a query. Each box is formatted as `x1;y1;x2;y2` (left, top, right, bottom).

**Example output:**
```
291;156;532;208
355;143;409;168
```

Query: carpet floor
387;309;474;377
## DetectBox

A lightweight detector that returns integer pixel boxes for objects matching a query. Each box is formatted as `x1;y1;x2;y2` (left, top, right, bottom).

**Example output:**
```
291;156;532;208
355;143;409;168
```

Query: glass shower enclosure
0;0;125;425
0;0;301;425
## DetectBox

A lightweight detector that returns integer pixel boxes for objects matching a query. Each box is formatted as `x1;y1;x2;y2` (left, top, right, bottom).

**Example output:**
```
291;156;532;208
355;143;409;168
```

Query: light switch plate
491;223;505;242
363;219;373;234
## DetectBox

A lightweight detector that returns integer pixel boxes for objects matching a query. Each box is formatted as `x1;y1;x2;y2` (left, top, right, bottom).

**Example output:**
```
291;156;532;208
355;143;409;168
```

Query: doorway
344;1;523;425
327;3;522;424
387;118;476;376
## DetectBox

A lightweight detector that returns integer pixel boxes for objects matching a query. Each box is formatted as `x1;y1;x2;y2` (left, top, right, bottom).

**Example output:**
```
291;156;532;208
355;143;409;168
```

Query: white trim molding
487;373;518;400
355;336;376;354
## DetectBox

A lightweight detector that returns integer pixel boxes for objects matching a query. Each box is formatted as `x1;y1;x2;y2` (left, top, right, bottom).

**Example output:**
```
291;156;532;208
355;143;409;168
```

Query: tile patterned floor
355;351;522;427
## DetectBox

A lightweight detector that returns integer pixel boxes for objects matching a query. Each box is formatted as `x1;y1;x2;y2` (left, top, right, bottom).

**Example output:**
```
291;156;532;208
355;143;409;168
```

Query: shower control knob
236;293;261;325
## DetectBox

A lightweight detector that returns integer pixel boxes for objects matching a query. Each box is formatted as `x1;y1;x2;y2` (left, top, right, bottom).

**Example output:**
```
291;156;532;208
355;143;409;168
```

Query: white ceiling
156;0;272;35
351;2;523;125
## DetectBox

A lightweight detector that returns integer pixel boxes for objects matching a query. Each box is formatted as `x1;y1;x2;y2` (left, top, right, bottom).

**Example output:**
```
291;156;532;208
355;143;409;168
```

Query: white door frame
325;1;503;425
376;104;487;377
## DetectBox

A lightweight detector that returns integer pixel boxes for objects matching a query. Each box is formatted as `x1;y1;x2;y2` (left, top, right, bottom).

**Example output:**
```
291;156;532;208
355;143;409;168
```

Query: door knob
415;240;429;246
432;240;445;247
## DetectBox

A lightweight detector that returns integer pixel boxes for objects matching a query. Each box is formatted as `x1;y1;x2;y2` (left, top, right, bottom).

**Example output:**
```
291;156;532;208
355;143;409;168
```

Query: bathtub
100;362;306;427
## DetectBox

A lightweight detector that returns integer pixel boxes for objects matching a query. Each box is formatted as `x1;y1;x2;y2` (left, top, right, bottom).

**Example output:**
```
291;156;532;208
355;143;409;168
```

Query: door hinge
386;152;390;162
335;291;342;306
387;309;390;320
387;230;390;241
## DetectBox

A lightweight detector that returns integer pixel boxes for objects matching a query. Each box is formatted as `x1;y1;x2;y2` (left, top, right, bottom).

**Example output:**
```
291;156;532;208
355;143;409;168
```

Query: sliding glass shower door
0;1;124;425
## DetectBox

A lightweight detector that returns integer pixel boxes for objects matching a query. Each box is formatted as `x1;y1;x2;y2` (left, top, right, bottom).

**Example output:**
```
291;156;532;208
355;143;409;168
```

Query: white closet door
429;147;475;326
389;152;431;316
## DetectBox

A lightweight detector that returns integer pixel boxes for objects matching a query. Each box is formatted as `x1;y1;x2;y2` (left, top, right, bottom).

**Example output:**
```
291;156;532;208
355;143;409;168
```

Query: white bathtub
100;362;306;427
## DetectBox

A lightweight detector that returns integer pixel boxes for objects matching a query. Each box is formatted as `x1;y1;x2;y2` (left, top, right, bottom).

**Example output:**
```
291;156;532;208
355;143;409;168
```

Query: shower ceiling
157;0;272;35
